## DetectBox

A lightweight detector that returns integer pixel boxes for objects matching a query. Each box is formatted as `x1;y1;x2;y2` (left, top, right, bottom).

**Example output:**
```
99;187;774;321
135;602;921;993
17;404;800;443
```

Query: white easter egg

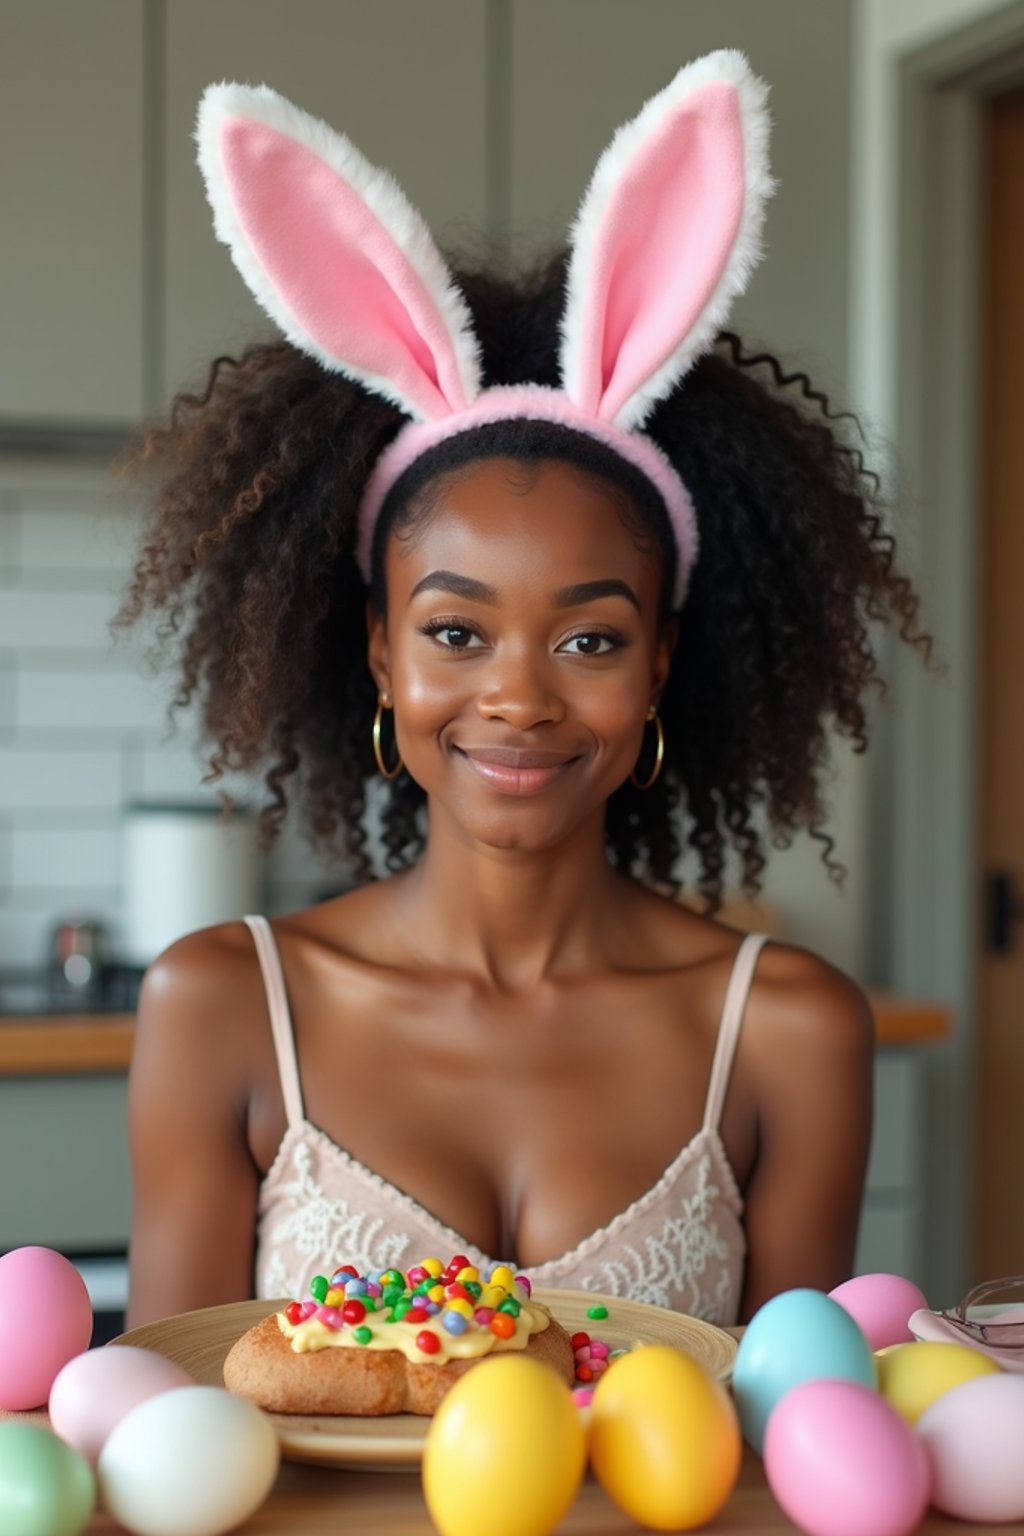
97;1385;279;1536
917;1373;1024;1523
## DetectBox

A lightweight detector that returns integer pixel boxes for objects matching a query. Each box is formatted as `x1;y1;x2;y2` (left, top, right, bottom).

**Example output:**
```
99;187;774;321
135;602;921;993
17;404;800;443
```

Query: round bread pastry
223;1258;575;1416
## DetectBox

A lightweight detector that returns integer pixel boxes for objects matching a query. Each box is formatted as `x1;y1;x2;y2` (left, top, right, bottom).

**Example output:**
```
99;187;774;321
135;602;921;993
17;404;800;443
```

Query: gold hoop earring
631;706;664;790
372;696;403;780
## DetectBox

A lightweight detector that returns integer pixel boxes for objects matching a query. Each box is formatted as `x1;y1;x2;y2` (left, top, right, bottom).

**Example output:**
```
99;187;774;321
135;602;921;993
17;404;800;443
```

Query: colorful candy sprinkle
586;1304;609;1320
284;1254;540;1357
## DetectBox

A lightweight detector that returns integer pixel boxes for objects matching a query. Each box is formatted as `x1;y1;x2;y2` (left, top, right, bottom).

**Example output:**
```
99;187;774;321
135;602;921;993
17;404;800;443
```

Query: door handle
987;869;1024;953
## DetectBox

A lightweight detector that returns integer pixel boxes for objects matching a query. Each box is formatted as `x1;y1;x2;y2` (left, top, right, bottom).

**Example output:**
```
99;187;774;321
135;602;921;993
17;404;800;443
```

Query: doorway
976;88;1024;1281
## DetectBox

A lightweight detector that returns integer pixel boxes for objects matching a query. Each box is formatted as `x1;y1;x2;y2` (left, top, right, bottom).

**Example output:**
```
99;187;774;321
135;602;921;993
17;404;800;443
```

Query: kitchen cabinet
0;1073;131;1252
0;2;491;424
503;0;852;370
0;2;146;425
159;0;491;403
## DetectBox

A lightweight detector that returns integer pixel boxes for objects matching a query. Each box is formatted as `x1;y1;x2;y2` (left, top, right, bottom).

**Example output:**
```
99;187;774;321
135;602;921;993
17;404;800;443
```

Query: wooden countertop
0;994;950;1077
0;1014;135;1075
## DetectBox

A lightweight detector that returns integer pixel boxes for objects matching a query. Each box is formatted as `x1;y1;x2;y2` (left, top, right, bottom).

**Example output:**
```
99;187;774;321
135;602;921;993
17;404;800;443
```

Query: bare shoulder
743;940;875;1077
133;920;272;1075
140;920;260;997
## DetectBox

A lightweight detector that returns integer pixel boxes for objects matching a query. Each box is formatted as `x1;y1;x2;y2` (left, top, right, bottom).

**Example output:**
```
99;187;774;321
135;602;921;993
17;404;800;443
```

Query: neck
395;806;625;990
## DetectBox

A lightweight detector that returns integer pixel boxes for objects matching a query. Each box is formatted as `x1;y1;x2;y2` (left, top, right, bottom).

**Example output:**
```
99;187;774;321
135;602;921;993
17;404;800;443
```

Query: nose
475;645;565;729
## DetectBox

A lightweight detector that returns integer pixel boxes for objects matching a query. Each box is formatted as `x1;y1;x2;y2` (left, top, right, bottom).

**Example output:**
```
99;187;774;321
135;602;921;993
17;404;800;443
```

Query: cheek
388;652;470;736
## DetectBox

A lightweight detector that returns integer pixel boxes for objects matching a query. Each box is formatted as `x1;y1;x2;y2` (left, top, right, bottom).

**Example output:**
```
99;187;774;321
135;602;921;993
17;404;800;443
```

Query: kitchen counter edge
0;993;951;1076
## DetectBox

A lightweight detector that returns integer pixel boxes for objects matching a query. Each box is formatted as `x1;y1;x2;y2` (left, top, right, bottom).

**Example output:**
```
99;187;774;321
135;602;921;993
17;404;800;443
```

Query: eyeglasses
930;1276;1024;1360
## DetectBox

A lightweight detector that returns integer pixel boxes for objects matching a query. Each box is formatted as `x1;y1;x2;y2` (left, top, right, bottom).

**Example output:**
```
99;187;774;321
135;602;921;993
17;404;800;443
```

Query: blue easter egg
733;1288;876;1452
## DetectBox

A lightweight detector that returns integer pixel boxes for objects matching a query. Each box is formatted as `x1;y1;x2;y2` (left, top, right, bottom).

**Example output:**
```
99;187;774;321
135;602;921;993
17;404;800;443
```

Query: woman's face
367;457;675;854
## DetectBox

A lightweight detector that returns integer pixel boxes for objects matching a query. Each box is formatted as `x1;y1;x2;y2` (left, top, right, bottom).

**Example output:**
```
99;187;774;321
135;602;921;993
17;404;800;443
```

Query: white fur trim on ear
195;81;482;418
560;49;775;431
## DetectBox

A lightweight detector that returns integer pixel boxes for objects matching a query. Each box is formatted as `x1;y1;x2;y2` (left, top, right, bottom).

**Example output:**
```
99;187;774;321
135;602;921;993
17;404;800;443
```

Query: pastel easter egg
0;1421;95;1536
917;1372;1024;1522
50;1345;194;1466
0;1247;92;1410
423;1354;586;1536
589;1345;741;1530
732;1288;876;1452
828;1273;929;1351
98;1385;279;1536
764;1378;929;1536
876;1340;1000;1424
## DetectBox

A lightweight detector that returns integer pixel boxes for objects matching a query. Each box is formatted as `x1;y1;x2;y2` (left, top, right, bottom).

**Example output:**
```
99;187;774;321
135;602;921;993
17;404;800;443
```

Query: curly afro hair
115;254;929;904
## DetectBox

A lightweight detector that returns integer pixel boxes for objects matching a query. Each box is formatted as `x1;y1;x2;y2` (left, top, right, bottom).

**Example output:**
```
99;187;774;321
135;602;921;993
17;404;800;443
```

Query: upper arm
125;929;263;1327
737;951;874;1322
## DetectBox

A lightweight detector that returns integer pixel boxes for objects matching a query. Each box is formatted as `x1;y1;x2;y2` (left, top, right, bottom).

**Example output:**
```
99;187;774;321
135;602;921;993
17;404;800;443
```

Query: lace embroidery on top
250;920;764;1326
257;1118;745;1324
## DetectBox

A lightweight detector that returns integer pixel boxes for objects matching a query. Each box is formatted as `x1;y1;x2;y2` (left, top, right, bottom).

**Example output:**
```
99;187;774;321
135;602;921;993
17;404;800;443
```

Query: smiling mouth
454;746;579;795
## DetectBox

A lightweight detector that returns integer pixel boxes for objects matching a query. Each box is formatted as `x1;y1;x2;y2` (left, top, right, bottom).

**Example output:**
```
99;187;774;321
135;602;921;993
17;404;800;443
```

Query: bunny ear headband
196;50;772;609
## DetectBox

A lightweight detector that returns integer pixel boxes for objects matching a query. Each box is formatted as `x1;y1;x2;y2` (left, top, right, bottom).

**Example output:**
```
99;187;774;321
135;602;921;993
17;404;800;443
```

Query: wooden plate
115;1288;736;1469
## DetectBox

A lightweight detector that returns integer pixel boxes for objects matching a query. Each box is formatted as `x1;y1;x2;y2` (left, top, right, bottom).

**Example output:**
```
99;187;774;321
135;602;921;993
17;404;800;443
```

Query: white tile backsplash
17;503;133;575
11;822;122;894
127;739;257;808
16;662;172;735
0;461;327;968
0;586;123;649
0;747;122;809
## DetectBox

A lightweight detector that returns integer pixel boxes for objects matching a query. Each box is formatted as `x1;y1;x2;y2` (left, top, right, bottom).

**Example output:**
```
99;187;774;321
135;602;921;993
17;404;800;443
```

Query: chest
250;968;751;1264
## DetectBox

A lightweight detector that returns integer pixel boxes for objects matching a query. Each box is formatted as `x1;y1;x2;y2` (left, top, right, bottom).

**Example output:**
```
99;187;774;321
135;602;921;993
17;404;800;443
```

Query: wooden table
0;1403;987;1533
69;1445;985;1533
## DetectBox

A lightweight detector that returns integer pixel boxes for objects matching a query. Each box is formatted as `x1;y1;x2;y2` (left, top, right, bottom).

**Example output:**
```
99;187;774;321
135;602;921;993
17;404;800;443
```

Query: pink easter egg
0;1247;93;1410
829;1273;929;1351
764;1378;930;1536
50;1345;194;1466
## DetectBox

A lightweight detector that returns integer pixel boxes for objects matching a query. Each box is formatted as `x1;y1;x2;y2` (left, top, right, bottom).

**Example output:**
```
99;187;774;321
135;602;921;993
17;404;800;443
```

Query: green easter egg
0;1422;95;1536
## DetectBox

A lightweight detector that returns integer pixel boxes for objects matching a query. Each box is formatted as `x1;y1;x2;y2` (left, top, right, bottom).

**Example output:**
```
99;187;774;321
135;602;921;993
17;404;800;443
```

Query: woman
121;54;926;1329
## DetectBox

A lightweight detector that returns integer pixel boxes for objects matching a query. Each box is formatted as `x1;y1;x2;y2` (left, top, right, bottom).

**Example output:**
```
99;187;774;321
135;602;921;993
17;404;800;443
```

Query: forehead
386;457;662;594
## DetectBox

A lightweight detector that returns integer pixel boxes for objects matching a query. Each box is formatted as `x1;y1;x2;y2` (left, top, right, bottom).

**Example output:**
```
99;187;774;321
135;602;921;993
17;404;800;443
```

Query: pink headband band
196;52;773;610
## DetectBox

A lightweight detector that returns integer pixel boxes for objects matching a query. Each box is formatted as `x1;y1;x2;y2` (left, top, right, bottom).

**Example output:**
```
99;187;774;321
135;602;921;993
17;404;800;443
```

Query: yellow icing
278;1291;551;1363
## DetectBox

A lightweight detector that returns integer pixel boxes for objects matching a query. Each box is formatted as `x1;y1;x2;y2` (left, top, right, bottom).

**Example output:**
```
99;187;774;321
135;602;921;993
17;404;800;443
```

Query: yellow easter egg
423;1354;586;1536
589;1345;741;1530
878;1341;1001;1424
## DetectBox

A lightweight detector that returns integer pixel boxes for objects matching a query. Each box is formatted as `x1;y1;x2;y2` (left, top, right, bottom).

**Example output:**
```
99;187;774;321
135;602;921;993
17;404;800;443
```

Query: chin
446;801;586;856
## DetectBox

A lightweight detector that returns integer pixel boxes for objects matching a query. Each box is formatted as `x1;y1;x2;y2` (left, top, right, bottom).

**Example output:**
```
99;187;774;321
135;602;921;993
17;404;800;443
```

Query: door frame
862;6;1024;1306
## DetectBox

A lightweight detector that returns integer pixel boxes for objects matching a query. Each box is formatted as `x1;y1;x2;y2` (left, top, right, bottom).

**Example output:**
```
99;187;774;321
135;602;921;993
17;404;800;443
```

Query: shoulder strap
702;931;769;1132
243;914;305;1128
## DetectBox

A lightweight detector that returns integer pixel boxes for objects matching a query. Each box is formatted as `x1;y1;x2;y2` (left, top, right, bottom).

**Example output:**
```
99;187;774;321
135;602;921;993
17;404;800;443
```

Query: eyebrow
408;570;641;613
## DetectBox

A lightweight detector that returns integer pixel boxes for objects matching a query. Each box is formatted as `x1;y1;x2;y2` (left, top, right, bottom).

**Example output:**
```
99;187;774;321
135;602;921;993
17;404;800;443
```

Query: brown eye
421;620;484;650
558;632;621;656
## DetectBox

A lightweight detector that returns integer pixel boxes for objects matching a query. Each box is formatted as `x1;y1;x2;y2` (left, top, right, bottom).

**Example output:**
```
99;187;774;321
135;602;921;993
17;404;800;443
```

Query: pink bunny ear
560;51;773;430
196;83;481;422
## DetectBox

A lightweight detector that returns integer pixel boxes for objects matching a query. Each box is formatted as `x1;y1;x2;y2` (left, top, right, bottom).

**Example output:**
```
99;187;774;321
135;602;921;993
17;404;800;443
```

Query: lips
454;744;579;795
458;746;576;769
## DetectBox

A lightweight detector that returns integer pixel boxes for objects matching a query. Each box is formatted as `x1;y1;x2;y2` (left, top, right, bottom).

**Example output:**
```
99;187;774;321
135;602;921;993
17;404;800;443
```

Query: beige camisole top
246;917;767;1325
